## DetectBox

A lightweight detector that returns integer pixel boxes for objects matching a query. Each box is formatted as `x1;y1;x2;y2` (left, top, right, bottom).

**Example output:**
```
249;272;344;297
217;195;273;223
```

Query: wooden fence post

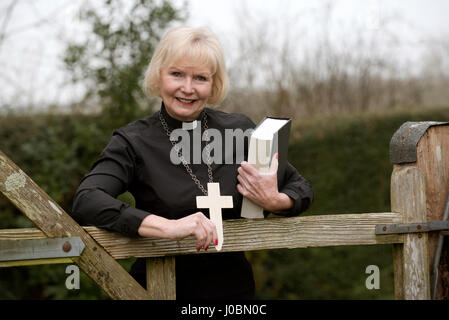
391;166;430;299
390;121;449;299
146;257;176;300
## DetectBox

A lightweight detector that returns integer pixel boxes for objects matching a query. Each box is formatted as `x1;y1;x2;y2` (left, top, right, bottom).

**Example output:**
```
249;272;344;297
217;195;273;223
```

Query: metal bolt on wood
62;241;72;253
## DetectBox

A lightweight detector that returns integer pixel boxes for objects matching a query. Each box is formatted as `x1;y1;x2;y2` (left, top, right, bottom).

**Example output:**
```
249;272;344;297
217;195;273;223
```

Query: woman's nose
181;78;194;94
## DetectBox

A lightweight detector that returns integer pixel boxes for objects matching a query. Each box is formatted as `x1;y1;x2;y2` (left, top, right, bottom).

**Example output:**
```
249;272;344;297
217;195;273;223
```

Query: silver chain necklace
159;110;213;196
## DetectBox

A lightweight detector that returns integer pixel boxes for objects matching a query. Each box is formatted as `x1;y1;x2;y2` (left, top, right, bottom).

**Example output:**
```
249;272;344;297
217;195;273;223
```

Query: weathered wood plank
0;257;74;268
0;228;46;240
416;124;449;299
0;150;150;300
391;165;430;300
392;244;404;300
0;212;403;259
146;257;176;300
86;213;402;259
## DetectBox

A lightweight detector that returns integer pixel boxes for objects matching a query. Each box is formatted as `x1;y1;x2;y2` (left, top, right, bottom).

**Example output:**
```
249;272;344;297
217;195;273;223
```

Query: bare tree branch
0;0;19;51
2;0;76;41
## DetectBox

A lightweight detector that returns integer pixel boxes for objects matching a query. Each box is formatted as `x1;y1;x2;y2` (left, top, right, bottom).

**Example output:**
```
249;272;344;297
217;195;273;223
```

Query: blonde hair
144;26;229;105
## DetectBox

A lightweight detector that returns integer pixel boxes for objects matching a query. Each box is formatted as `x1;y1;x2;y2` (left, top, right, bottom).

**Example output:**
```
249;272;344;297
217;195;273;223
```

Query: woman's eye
195;75;207;81
171;71;181;77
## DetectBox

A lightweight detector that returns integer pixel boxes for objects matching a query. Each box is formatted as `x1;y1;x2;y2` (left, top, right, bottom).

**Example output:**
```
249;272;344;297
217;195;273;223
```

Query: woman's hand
237;153;293;213
170;212;218;251
138;212;218;252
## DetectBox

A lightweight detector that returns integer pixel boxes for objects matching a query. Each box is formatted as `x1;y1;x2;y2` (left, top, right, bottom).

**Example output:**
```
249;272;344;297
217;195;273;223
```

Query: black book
241;117;292;219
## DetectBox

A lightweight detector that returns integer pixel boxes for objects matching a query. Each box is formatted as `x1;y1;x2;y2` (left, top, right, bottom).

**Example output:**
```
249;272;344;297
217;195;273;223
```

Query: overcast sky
0;0;448;110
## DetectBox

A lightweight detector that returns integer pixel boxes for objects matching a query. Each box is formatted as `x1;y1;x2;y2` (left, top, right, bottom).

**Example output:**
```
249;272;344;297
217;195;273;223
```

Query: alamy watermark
365;265;380;290
65;264;80;290
169;121;254;165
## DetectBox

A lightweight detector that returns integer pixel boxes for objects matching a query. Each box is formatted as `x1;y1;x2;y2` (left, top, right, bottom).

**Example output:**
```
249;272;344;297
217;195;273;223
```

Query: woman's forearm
137;212;219;252
137;214;175;238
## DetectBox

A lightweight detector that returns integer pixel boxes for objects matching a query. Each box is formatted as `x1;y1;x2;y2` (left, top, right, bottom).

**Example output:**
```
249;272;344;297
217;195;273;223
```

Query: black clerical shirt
71;103;313;299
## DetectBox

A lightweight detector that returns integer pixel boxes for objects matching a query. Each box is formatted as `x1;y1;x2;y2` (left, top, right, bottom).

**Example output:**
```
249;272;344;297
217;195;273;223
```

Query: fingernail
205;246;208;251
215;239;218;246
276;153;279;159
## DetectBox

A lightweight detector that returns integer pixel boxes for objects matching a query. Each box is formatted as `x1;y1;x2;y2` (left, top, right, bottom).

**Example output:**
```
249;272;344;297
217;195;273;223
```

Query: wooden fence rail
0;212;404;261
0;121;448;300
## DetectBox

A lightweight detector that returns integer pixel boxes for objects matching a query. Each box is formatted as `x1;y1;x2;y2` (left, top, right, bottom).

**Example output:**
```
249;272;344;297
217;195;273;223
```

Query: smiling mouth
176;97;197;104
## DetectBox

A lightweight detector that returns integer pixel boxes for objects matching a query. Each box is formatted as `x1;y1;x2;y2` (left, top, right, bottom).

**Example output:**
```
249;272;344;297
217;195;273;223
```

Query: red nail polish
205;246;208;251
215;239;218;246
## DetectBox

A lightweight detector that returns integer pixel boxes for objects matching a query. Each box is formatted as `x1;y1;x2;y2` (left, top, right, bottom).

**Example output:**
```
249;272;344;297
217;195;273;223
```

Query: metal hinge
375;220;449;235
0;237;85;262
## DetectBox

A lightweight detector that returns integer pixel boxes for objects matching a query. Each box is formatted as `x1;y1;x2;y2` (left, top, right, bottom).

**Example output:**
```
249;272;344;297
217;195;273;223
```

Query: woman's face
159;58;213;122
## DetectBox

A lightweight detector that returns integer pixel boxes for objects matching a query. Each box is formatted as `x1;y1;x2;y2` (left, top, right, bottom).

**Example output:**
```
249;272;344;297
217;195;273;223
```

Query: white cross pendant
196;183;233;251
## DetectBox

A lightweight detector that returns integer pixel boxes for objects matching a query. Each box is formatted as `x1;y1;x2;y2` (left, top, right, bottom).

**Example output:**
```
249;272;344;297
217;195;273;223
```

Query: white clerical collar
182;120;198;131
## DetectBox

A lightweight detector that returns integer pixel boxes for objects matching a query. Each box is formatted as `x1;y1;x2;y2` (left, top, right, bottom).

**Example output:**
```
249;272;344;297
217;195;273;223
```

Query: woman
71;26;313;300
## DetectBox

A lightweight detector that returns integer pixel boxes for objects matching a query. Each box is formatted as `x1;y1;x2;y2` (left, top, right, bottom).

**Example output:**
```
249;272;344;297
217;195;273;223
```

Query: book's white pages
252;118;289;140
